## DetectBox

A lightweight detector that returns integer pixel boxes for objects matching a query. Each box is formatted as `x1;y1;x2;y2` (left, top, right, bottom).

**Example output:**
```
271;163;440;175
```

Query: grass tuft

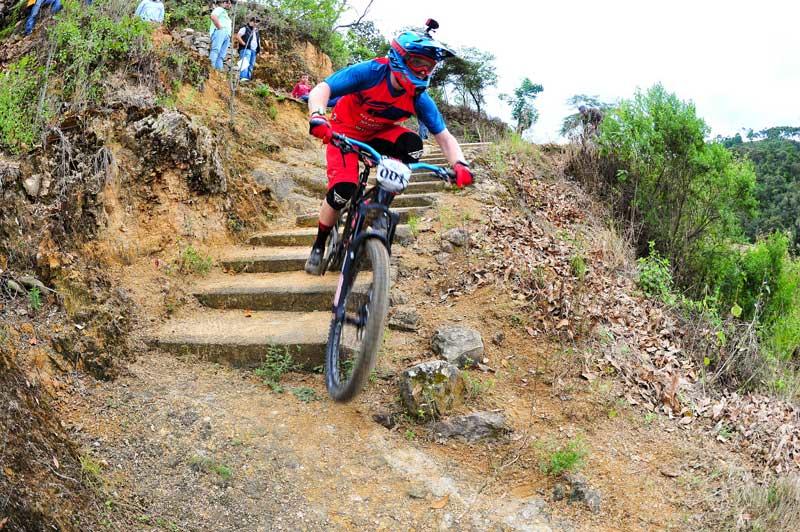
539;437;588;477
254;345;296;392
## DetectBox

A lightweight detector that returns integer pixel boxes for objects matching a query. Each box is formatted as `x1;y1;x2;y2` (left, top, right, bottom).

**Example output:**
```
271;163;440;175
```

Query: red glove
452;161;473;188
309;114;333;143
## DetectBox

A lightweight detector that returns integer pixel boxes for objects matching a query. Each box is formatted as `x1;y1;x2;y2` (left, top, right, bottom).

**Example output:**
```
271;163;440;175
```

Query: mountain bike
323;132;455;402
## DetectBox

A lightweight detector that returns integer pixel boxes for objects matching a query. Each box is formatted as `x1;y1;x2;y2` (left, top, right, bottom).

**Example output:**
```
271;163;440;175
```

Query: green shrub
162;48;206;91
164;0;208;32
254;84;272;99
597;84;757;291
177;245;213;275
0;56;44;153
637;241;674;301
49;1;153;105
540;437;587;476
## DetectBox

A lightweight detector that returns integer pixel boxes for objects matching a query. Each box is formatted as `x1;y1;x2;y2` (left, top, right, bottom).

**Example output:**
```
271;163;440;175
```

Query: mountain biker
303;23;474;275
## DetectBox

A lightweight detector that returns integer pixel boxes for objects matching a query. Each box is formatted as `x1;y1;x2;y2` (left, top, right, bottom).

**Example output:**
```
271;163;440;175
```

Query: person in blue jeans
235;16;260;82
25;0;62;35
209;0;233;71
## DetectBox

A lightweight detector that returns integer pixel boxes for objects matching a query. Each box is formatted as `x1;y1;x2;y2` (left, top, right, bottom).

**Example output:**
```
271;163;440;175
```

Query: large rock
399;360;465;419
429;411;511;442
431;325;484;369
131;111;227;194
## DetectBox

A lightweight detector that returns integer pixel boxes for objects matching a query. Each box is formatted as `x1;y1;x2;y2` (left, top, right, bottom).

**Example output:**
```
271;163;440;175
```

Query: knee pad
369;132;423;164
325;182;357;210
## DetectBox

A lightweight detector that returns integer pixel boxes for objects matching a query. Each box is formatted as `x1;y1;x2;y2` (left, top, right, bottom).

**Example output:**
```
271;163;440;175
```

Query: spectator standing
579;105;603;136
209;0;233;71
135;0;164;24
235;16;260;82
291;74;312;101
24;0;62;35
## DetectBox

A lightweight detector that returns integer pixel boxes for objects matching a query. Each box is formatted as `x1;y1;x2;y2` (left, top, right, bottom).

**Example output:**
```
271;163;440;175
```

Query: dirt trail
56;141;749;531
62;145;562;531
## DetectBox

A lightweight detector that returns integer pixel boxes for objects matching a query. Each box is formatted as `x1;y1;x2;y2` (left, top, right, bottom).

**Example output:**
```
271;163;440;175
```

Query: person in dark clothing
235;16;261;82
579;105;603;135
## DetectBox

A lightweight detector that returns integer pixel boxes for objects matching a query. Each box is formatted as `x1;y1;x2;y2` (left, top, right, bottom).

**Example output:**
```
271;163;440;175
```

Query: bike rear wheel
325;238;390;402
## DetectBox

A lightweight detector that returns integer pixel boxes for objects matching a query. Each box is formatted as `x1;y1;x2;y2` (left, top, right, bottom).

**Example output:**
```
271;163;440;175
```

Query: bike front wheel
325;238;390;402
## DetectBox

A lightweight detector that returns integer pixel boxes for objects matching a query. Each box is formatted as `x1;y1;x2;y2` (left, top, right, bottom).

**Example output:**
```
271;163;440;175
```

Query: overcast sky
344;0;800;141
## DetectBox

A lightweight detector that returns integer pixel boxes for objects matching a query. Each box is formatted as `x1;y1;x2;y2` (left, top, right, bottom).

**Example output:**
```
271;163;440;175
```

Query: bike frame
327;134;452;318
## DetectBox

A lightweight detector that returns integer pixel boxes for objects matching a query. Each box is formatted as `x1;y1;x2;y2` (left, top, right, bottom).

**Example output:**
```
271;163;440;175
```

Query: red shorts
326;125;418;189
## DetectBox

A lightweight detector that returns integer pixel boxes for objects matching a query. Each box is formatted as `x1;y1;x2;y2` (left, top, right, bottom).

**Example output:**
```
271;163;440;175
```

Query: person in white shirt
208;0;233;71
134;0;164;24
235;16;261;82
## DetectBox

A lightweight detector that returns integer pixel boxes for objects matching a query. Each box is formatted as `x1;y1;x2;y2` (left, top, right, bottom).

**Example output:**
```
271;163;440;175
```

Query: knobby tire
325;238;390;402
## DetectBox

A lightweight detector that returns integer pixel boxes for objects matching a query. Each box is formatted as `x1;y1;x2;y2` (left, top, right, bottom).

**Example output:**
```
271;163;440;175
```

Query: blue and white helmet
388;29;455;91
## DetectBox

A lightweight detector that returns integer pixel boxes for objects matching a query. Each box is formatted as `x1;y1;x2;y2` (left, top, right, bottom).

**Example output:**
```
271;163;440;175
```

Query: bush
49;0;153;105
0;56;44;153
164;0;208;32
637;241;673;301
597;84;757;290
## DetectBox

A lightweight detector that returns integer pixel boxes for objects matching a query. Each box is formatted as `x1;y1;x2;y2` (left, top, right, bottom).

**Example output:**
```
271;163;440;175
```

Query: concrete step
248;224;414;247
150;309;330;368
419;156;448;164
220;245;408;273
220;246;309;273
296;206;431;228
192;270;370;311
409;172;443;181
393;193;437;208
367;180;445;194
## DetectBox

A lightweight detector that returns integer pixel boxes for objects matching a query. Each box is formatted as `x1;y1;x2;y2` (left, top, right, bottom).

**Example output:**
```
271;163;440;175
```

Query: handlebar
330;132;456;182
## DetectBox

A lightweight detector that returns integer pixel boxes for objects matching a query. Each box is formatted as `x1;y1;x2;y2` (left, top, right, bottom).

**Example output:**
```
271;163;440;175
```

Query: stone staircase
150;142;490;368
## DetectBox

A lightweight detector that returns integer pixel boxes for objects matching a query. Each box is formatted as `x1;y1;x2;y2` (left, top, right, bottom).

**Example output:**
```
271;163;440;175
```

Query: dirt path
65;350;559;531
54;144;749;531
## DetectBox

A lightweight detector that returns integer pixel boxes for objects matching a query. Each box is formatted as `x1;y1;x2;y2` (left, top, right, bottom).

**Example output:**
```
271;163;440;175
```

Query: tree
597;84;757;288
500;78;543;134
344;20;389;64
430;47;497;115
721;130;800;252
560;94;614;137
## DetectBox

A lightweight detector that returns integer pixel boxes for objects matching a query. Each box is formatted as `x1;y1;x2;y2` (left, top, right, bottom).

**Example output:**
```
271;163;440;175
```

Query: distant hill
722;127;800;251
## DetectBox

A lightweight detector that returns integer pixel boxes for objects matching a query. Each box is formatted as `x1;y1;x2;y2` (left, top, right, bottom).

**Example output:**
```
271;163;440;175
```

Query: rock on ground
442;228;470;247
429;411;511;442
399;360;465;419
557;473;602;514
0;157;21;192
388;307;420;332
431;325;484;369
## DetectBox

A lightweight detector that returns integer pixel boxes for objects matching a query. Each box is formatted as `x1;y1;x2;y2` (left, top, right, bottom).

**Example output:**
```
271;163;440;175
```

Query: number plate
375;157;411;193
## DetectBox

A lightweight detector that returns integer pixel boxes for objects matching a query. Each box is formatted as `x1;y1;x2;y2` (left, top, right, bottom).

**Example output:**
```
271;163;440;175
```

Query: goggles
405;53;437;78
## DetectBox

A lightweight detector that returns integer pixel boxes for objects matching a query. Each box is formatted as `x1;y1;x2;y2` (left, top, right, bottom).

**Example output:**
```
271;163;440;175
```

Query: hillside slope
3;7;799;532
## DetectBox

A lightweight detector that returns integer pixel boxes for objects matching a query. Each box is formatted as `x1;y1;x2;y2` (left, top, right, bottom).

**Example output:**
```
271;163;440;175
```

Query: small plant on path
291;386;319;403
189;455;232;481
407;214;421;236
28;286;42;312
539;437;588;476
177;245;213;275
254;345;296;392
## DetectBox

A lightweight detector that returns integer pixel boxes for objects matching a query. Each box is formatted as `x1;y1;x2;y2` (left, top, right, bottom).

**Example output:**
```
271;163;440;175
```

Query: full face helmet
388;20;455;93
